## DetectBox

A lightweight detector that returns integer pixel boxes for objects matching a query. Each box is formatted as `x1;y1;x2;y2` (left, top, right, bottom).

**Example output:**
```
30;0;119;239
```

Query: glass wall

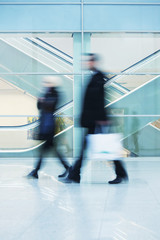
90;33;160;157
1;32;160;158
0;34;74;157
0;2;160;159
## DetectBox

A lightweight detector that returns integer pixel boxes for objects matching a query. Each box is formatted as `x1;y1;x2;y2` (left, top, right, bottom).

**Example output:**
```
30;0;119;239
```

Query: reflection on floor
0;158;159;240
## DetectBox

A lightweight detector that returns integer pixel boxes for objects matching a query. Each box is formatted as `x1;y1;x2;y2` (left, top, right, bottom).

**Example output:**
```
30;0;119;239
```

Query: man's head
83;53;99;70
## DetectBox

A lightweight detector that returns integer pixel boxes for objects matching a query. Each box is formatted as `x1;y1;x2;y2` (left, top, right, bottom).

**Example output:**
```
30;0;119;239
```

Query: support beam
73;33;91;158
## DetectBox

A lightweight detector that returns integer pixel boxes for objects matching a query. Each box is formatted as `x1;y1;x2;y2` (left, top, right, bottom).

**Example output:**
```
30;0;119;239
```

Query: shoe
59;176;80;184
27;169;38;179
108;176;128;184
58;167;70;178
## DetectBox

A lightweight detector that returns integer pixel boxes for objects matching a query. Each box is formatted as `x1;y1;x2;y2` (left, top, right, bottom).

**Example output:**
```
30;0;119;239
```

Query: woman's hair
43;76;61;87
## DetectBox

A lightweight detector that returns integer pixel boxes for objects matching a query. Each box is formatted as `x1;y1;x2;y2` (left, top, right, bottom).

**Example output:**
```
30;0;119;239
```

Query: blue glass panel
84;5;160;31
0;5;81;31
0;0;80;3
85;0;160;3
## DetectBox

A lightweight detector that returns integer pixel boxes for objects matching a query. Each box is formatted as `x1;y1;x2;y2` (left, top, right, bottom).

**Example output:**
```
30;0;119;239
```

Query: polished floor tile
0;158;159;239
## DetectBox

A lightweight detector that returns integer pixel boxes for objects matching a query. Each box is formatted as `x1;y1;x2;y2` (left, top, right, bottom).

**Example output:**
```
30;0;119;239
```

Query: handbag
87;129;123;160
32;113;55;140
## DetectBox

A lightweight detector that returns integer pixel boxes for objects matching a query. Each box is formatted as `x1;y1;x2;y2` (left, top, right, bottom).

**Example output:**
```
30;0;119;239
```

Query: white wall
91;35;160;72
47;34;160;73
0;78;38;126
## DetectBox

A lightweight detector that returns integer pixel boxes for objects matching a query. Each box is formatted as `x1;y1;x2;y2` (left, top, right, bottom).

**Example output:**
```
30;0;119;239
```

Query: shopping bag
87;133;123;160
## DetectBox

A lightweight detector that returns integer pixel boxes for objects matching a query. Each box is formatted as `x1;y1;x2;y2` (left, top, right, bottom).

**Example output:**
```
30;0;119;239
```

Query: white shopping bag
87;133;123;160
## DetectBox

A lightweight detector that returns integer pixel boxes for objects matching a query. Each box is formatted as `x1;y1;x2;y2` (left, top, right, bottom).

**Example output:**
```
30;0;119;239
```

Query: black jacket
38;87;58;113
81;70;108;128
38;87;58;140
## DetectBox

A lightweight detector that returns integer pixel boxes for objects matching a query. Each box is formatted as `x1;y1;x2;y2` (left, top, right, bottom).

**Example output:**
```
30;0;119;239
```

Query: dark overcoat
81;70;108;128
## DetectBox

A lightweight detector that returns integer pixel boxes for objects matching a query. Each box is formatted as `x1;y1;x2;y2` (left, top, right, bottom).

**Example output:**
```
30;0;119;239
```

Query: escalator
0;78;73;157
1;37;73;75
0;37;73;103
105;49;160;156
105;48;160;104
25;37;73;67
0;79;73;158
1;36;160;156
0;105;73;158
0;39;73;157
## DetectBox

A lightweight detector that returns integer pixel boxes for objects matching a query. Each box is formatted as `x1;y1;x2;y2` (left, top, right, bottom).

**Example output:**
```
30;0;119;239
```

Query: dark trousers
68;126;95;181
69;126;128;181
113;160;128;179
34;137;69;173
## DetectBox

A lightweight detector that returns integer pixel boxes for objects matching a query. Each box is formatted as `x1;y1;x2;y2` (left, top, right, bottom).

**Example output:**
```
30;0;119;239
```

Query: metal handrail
0;125;73;153
36;37;73;61
25;38;73;66
0;72;160;75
